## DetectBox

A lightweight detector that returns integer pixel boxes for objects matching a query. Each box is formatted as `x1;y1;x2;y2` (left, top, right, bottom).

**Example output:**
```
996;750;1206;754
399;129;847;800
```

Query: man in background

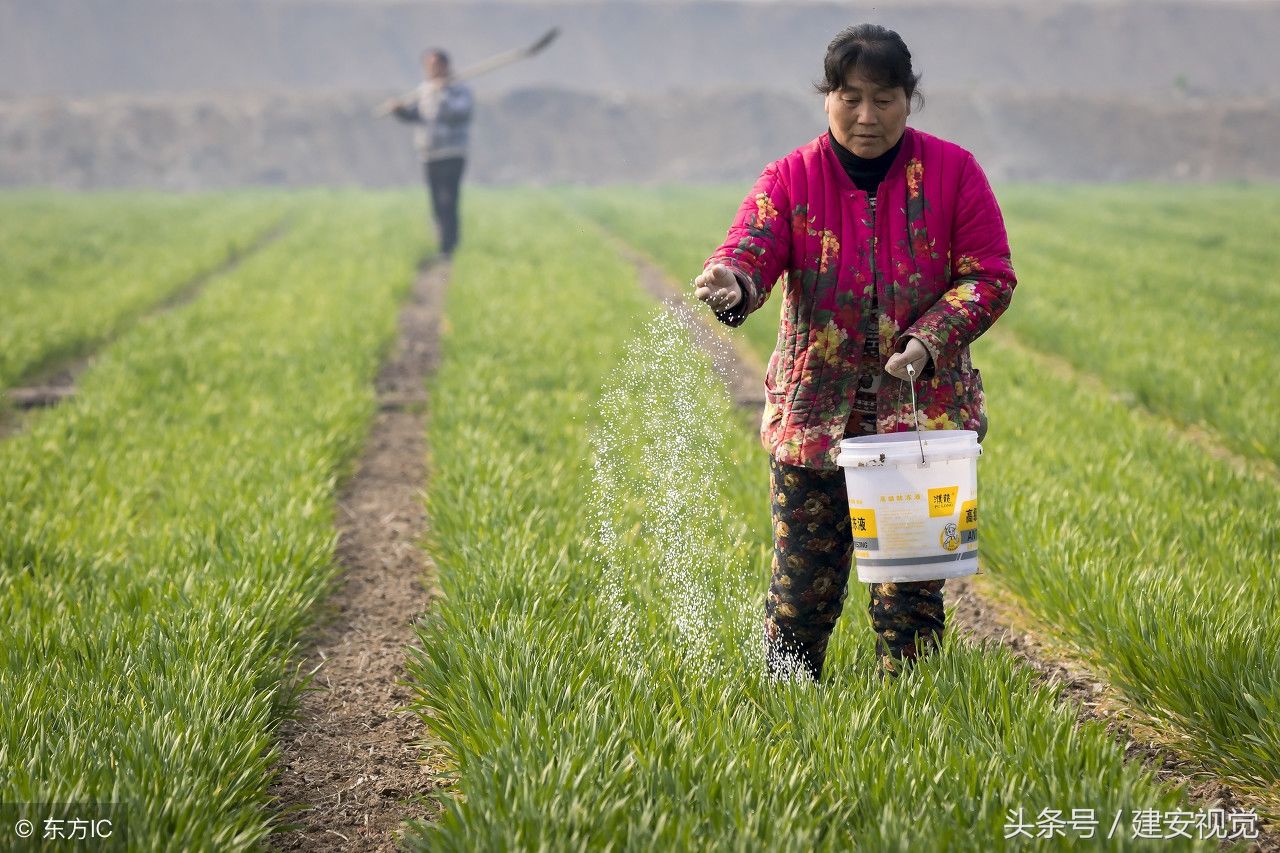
383;49;474;259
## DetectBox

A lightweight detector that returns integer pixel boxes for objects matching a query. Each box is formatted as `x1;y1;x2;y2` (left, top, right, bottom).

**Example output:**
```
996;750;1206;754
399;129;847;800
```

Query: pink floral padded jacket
704;126;1017;471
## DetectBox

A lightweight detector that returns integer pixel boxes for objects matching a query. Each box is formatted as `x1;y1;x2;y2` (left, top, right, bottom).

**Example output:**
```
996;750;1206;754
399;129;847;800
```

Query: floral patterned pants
763;455;946;682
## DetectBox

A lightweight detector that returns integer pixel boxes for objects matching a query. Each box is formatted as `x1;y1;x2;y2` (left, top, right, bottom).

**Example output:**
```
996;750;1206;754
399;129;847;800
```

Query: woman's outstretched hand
693;264;743;312
885;337;930;381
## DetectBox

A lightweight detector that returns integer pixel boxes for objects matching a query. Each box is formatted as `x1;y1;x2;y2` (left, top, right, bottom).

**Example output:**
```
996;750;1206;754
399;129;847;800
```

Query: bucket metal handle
905;363;926;465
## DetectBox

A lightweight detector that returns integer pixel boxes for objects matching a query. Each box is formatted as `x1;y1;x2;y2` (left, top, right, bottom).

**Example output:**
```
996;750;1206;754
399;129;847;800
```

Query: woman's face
825;71;911;159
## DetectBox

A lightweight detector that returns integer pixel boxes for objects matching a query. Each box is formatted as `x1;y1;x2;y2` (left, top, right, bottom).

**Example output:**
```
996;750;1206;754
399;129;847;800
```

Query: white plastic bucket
835;430;982;583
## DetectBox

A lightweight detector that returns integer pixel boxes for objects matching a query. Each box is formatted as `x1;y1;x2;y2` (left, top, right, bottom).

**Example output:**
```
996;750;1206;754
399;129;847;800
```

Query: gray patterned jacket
392;81;474;162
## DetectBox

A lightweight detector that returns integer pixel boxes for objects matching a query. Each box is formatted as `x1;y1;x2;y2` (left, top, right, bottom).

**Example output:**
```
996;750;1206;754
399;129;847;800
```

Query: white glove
885;337;930;381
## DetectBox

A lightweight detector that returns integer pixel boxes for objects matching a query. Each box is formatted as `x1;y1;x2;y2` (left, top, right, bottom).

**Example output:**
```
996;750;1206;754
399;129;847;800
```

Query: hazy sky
2;0;1276;98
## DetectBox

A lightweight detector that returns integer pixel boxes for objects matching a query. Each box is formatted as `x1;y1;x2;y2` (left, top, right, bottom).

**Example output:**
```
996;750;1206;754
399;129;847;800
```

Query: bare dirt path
267;258;450;851
0;220;290;438
606;235;766;410
613;239;1278;850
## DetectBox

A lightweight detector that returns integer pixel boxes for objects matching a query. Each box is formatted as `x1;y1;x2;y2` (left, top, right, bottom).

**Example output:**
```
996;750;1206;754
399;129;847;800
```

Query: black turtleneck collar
829;129;904;194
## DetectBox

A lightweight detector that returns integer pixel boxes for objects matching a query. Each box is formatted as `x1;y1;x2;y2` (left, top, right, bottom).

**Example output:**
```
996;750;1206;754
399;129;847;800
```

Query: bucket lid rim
836;430;981;464
839;430;979;446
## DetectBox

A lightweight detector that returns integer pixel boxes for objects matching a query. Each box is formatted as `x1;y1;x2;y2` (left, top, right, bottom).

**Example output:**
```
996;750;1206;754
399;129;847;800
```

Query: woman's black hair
815;24;924;109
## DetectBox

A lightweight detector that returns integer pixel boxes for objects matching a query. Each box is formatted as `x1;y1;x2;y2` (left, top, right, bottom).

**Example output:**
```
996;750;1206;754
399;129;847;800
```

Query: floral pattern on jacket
705;127;1016;470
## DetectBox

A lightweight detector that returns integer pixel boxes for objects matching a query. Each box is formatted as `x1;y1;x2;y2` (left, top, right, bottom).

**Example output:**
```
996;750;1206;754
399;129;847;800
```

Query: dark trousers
763;455;946;682
424;156;465;256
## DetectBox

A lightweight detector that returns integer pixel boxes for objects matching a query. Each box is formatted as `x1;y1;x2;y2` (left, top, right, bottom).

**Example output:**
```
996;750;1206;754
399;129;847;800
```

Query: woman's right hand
693;264;743;312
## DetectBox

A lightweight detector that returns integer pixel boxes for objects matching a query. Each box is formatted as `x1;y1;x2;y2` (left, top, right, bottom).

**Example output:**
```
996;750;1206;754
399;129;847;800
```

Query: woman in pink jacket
694;24;1016;682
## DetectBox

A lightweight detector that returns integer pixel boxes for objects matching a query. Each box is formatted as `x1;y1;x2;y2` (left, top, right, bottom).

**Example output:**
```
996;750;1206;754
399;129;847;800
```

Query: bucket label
959;499;978;530
850;508;879;552
849;504;880;537
928;486;959;518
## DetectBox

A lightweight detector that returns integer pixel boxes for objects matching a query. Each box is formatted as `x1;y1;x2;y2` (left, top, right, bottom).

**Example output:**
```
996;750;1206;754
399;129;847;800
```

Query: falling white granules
588;309;815;686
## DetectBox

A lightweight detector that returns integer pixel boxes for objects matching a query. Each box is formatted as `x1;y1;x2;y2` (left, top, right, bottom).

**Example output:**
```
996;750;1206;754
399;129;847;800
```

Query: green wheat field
1;184;1276;850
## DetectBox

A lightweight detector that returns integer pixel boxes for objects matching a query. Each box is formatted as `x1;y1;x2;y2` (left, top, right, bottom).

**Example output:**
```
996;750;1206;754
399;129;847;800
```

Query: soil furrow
267;258;450;851
612;238;1278;850
604;233;767;410
949;574;1278;847
0;219;291;438
988;329;1279;484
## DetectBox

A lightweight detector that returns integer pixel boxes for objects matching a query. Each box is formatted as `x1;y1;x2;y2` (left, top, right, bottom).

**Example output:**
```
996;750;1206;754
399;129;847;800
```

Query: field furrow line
985;328;1280;484
602;230;767;411
605;230;1280;846
268;258;451;851
0;217;292;438
950;574;1280;842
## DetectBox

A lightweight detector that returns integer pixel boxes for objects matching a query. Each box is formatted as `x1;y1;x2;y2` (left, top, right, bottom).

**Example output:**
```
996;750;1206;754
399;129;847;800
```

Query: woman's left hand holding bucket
885;336;930;381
